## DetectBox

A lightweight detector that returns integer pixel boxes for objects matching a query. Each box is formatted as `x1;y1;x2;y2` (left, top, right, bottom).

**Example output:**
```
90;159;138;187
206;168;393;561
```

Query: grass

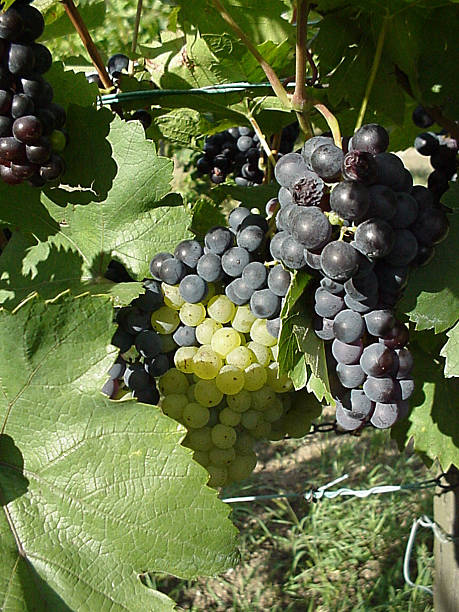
153;426;434;611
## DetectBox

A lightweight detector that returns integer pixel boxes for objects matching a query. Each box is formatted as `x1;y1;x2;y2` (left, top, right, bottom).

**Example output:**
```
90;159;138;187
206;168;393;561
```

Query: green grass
153;428;434;611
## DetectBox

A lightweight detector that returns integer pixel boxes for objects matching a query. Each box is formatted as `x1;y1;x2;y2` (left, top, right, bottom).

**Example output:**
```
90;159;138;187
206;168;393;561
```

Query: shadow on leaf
0;434;29;505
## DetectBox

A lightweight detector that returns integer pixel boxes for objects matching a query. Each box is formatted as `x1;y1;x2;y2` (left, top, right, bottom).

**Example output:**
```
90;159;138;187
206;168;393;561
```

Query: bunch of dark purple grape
270;122;450;431
196;123;299;186
412;105;457;199
0;1;67;186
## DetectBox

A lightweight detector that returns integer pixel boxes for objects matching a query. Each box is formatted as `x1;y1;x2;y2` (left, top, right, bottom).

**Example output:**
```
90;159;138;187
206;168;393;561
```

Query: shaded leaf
440;321;459;377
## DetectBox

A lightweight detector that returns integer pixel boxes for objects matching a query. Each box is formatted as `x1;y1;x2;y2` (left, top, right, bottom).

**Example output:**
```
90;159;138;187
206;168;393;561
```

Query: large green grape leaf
391;341;459;470
440;322;459;378
41;118;193;280
0;232;144;310
39;2;106;42
399;211;459;333
0;295;239;611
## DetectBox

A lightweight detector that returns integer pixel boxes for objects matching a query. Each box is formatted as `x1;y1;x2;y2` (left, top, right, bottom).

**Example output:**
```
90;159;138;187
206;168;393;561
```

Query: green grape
215;365;245;395
267;362;293;393
207;294;236;324
244;363;267;391
192;449;210;467
183;402;210;428
192;345;222;379
234;431;255;454
264;396;284;422
160;393;188;420
194;379;223;407
162;283;184;310
207;464;228;488
159;368;189;395
209;446;236;466
238;332;247;345
184;426;213;451
211;424;237;449
250;318;277;347
195;318;222;345
219;406;241;427
250;386;277;411
179;302;206;327
174;346;198;373
151;306;180;335
211;327;241;357
226;389;252;413
271;344;279;361
161;334;177;353
231;305;256;333
187;383;196;402
226;346;255;370
227;452;257;482
241;409;260;430
246;341;271;367
252;420;272;439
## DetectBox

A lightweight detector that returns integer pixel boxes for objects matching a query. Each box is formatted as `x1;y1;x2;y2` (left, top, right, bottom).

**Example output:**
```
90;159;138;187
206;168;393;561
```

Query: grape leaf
295;317;333;405
38;2;106;42
39;118;193;280
0;232;144;310
210;183;279;210
45;62;98;109
391;341;459;470
399;211;459;333
440;321;459;378
190;199;226;238
0;295;239;611
442;181;459;210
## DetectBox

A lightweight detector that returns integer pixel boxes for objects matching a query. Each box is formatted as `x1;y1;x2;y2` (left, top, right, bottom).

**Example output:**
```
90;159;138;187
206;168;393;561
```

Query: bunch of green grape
154;290;296;487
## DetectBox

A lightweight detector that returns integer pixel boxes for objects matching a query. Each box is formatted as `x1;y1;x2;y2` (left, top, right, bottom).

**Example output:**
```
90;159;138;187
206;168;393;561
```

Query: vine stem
210;0;290;109
131;0;143;54
61;0;112;89
313;102;341;147
247;113;277;168
292;0;313;140
354;16;390;131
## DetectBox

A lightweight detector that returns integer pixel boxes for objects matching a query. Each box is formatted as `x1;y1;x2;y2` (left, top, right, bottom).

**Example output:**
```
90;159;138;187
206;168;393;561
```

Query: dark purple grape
279;235;306;269
332;309;365;343
8;43;35;75
374;153;406;191
310;143;344;182
0;164;23;184
351;124;389;155
16;5;44;42
0;137;26;163
243;261;267;290
360;343;397;377
412;105;434;129
174;239;203;268
12;115;42;144
354;218;395;259
382;321;409;349
135;329;162;358
384;229;418;266
291;206;332;250
0;8;24;41
302;136;333;168
11;93;34;119
342;150;377;183
320;241;359;282
411;207;449;246
370;402;400;428
0;116;12;137
414;132;439;156
267;265;290;296
250;289;281;319
391;193;419;229
291;172;325;207
398;377;415;400
237;225;265;252
320;278;344;295
111;328;134;353
314;287;345;319
0;90;12;115
10;161;35;179
335;400;365;431
314;315;335;340
205;226;234;254
173;325;198;347
336;363;366;388
144;354;170;377
364;309;395;337
31;43;52;74
344;271;378;302
332;338;363;365
368;184;397;221
39;153;64;181
363;376;396;403
196;252;222;282
159;257;186;285
149;252;172;281
228;206;250;231
395;348;413;378
107;53;129;78
179;274;208;303
269;230;288;261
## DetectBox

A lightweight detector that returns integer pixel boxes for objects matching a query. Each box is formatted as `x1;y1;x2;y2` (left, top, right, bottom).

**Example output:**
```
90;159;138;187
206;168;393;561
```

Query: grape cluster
103;236;304;488
269;123;450;431
0;1;67;186
196;123;298;186
412;105;458;199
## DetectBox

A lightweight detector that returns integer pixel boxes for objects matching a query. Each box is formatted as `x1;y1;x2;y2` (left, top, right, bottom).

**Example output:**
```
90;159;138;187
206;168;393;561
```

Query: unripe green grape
194;379;223;407
174;346;198;373
234;431;256;454
161;334;177;353
241;409;260;430
227;452;257;482
195;318;222;345
219;406;241;427
183;426;213;451
211;327;241;357
159;368;189;395
162;283;184;310
187;383;196;402
267;362;293;393
250;386;277;411
264;397;284;422
207;294;236;324
192;449;210;467
216;365;245;395
232;305;256;333
250;319;277;347
50;129;67;152
207;464;228;488
211;424;237;449
192;345;222;379
281;406;313;438
183;402;210;428
244;363;267;391
246;341;271;367
252;420;271;439
160;393;188;420
151;306;180;334
179;302;206;327
226;346;255;370
226;389;252;413
209;446;236;466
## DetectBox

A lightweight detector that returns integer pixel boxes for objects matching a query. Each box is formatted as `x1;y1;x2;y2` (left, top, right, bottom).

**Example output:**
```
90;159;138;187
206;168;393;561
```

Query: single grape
149;252;173;280
344;271;378;302
313;315;335;340
274;152;308;188
332;309;365;343
320;278;344;295
211;424;237;449
222;246;251;277
410;207;449;246
412;105;434;129
267;265;291;297
391;193;419;229
320;241;359;282
336;363;366;388
236;225;265;253
279;235;306;269
229;206;250;231
216;365;245;394
133;386;160;405
242;261;267;290
227;453;257;482
310;143;344;181
231;305;256;333
123;363;150;391
269;230;289;261
266;362;293;393
335;400;365;431
144;354;170;377
374;152;407;191
382;321;409;349
290;206;332;249
205;226;234;254
315;287;345;319
179;302;206;327
343;389;375;419
195;318;222;345
364;309;395;337
160;257;186;285
370;402;400;429
250;289;281;319
330;180;370;222
173;346;198;373
344;293;377;314
227;389;252;413
360;343;397;377
398;377;414;400
197;252;222;282
244;363;267;391
395;348;413;378
192;345;222;380
194;379;223;407
351;123;389;155
250;319;277;347
179;274;208;303
183;402;210;428
207;294;236;324
107;53;129;78
278;187;294;207
266;317;281;339
174;239;203;268
363;376;396;403
302;136;334;168
135;329;162;358
211;327;241;357
151;306;180;335
354;218;395;259
246;341;271;366
342;150;377;183
209;446;236;466
367;184;397;221
332;338;364;365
